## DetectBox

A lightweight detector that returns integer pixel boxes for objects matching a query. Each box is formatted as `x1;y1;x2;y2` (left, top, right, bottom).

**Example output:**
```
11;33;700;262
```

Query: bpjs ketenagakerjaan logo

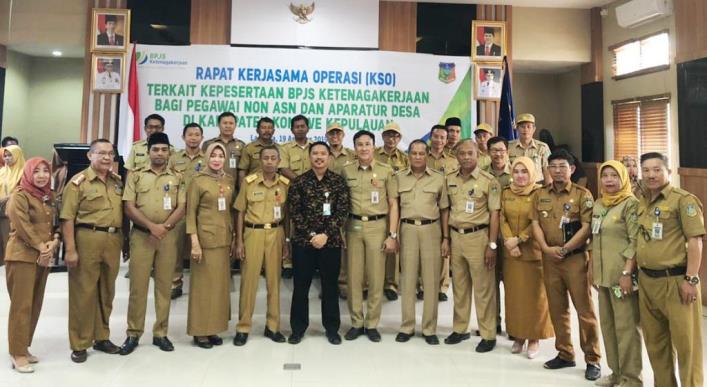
136;51;187;66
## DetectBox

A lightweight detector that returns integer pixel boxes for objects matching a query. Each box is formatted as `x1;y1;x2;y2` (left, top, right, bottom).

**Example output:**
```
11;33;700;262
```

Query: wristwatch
488;242;497;250
621;270;631;277
559;247;568;256
388;232;398;239
685;275;700;286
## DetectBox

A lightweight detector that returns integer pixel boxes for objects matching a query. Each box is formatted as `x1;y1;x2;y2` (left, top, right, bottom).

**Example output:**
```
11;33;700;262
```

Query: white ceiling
391;0;613;8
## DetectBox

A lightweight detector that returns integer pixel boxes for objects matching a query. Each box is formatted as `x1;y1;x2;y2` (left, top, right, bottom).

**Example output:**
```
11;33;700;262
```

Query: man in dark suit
476;27;501;57
97;15;124;46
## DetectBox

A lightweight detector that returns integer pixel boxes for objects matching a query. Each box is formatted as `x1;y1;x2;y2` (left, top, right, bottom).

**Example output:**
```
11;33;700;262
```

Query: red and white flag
118;43;141;159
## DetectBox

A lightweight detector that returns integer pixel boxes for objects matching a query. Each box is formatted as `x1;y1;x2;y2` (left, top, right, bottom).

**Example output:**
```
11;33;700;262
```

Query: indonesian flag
118;43;140;159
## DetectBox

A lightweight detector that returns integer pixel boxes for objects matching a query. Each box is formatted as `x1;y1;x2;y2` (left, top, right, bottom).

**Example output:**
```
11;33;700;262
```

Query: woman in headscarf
186;143;234;348
5;157;61;373
0;145;26;266
500;156;554;359
621;155;644;198
589;160;642;387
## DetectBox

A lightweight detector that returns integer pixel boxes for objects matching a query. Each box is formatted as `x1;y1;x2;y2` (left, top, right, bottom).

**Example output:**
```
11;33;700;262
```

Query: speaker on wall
677;58;707;169
581;81;604;163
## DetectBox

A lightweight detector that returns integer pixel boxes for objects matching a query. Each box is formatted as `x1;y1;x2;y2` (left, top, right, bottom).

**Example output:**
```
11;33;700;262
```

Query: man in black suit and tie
97;15;124;46
476;27;501;57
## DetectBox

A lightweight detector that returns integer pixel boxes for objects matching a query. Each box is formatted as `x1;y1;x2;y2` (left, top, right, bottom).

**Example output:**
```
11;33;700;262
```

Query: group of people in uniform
2;111;704;387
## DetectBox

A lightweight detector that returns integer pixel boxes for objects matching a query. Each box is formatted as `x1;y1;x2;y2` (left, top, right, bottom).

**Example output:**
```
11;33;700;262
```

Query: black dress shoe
119;336;139;355
282;268;293;279
170;287;183;300
475;339;497;353
438;292;448;302
288;332;303;344
585;363;601;381
152;337;174;352
444;332;471;345
496;325;503;334
326;332;342;345
71;350;87;363
384;289;398;301
208;335;223;346
416;290;424;300
395;332;413;342
543;355;576;370
233;332;248;346
344;327;365;341
365;328;381;342
193;336;213;349
93;340;121;354
423;335;440;345
264;328;286;343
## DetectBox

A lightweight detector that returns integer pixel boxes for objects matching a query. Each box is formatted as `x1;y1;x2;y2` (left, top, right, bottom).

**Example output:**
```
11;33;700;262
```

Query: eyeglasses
146;124;163;130
489;148;506;154
94;151;115;158
548;164;569;170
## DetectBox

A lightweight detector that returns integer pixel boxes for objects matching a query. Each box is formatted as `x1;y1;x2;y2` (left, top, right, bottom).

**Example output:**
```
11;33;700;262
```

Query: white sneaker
594;374;617;387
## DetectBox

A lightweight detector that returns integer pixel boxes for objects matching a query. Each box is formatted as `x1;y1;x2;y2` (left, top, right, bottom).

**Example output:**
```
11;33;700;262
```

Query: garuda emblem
290;2;315;24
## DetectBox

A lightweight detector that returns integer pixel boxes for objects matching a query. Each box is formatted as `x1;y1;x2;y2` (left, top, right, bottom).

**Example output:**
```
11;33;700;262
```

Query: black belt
450;224;488;235
401;218;438;226
245;221;283;229
349;214;386;222
76;223;120;233
132;224;150;234
641;266;687;278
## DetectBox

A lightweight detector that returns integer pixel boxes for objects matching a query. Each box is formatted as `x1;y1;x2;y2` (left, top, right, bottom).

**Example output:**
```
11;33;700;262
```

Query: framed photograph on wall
471;20;506;62
475;62;503;101
91;8;130;52
92;54;125;93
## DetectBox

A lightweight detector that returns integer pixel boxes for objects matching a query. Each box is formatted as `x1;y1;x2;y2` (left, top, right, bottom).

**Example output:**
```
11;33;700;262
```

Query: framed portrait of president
471;20;506;62
91;8;131;52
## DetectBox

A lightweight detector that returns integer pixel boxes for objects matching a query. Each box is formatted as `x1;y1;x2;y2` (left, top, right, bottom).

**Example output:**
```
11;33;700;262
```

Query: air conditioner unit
616;0;672;29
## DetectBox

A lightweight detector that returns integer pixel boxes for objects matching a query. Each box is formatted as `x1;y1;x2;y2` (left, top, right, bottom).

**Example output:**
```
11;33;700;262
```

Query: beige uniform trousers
400;222;441;335
597;287;643;387
346;218;387;329
5;261;49;356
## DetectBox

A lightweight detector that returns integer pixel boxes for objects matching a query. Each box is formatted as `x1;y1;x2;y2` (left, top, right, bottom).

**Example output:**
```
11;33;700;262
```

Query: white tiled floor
0;263;706;387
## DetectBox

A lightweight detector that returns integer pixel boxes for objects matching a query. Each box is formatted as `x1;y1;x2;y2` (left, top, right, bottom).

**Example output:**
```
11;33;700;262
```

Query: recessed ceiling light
150;24;168;30
52;50;63;57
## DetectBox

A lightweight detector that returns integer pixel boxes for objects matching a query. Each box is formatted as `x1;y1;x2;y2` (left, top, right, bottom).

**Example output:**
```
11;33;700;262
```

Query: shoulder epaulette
245;173;258;184
672;187;692;197
445;167;459;177
278;175;290;185
478;168;495;180
72;174;85;186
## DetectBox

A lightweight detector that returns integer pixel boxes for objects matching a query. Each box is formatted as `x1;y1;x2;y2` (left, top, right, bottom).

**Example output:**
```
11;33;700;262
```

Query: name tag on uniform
651;222;663;240
559;216;570;229
229;155;237;169
218;197;227;211
591;216;601;235
163;196;172;210
465;200;475;214
323;203;331;216
371;191;380;204
274;206;282;220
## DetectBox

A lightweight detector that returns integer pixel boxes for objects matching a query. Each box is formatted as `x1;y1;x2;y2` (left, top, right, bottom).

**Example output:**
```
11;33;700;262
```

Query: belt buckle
361;216;369;221
414;220;422;226
108;227;116;233
264;223;272;230
459;228;465;234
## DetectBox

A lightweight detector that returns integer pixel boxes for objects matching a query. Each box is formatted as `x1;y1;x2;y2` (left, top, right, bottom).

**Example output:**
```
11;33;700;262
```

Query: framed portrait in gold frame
471;20;506;62
91;8;131;52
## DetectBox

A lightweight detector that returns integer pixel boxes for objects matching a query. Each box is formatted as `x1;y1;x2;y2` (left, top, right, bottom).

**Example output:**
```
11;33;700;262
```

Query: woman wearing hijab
500;156;554;359
0;145;26;266
186;143;235;348
5;157;61;373
621;155;644;198
589;161;642;387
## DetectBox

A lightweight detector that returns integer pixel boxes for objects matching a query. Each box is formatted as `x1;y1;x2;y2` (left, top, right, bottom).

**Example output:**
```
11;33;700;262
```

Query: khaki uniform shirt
202;136;246;186
168;149;205;188
478;152;491;171
60;167;123;228
508;139;550;182
530;182;593;247
125;140;175;171
427;150;459;174
590;197;639;287
280;140;311;176
122;166;186;224
342;160;396;216
234;172;290;225
500;188;541;260
395;167;449;220
374;147;409;174
485;163;512;189
446;167;501;229
239;139;280;175
6;190;57;262
636;185;705;270
329;147;355;175
186;173;235;248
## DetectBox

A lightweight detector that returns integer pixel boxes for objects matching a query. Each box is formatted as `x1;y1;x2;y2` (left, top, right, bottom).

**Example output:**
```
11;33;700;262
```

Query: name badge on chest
163;184;172;210
651;207;663;240
591;216;601;235
274;206;282;220
371;191;380;204
218;197;227;211
229;154;237;169
559;203;571;229
323;192;331;216
465;200;475;214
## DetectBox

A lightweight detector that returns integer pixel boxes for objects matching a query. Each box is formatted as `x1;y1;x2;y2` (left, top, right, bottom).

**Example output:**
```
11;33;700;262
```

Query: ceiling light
150;24;168;30
52;50;62;57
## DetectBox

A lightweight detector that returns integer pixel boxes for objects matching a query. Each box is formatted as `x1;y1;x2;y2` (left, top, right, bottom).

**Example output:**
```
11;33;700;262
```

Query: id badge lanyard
163;182;172;210
274;189;282;220
323;191;331;216
651;207;663;240
217;184;227;211
559;203;571;229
